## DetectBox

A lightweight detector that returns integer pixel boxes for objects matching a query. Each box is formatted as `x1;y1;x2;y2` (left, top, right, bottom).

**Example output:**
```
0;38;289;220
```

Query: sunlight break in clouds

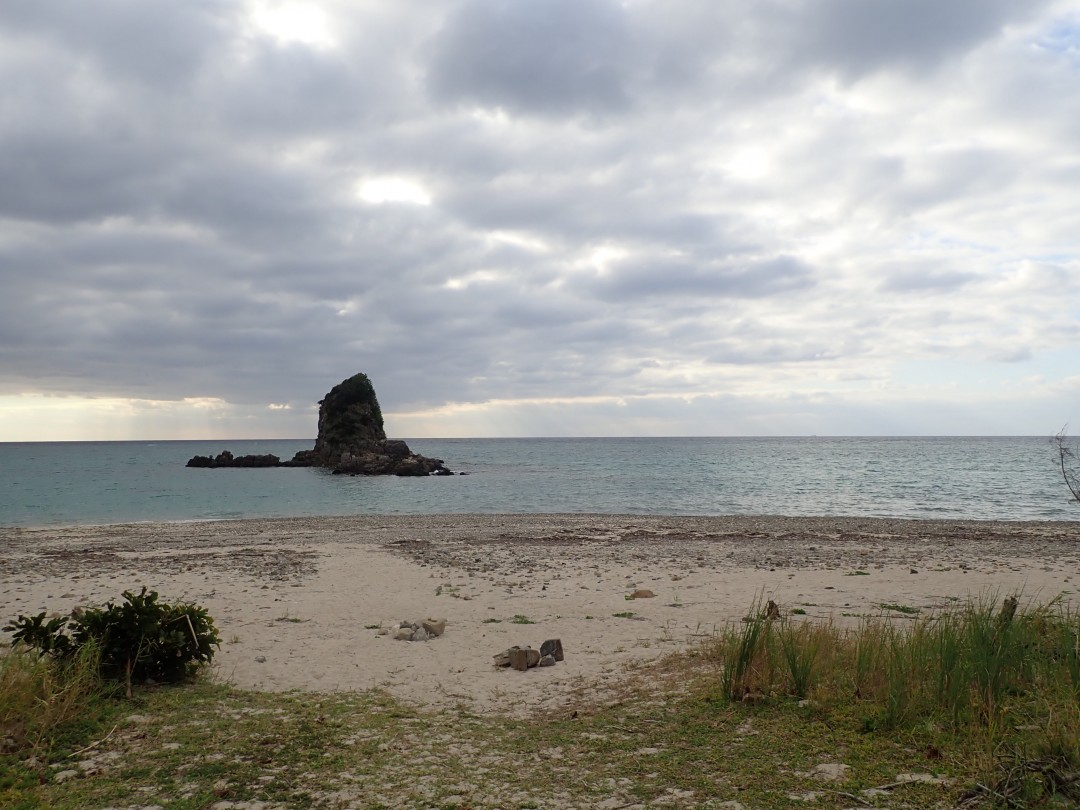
356;177;433;206
248;1;336;49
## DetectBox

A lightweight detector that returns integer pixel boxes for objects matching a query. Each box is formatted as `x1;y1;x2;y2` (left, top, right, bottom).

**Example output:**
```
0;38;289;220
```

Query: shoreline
2;514;1077;713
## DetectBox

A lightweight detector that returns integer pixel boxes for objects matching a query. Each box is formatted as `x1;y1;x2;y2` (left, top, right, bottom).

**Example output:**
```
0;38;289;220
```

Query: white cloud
248;1;337;50
356;177;433;206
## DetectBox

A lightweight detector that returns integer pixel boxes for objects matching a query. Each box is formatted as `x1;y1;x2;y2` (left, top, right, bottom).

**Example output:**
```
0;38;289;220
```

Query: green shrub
4;588;220;697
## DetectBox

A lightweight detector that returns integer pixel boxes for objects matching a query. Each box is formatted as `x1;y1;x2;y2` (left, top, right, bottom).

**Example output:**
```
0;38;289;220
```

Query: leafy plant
4;588;220;697
3;612;73;657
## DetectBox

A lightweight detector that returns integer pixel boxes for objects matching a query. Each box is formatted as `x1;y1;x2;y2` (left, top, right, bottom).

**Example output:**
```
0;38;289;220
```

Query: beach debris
628;588;656;599
386;618;447;641
540;638;564;661
998;595;1019;626
764;600;781;620
495;639;565;671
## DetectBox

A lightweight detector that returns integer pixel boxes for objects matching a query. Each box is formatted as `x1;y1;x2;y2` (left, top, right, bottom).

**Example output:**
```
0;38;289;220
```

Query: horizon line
0;434;1057;444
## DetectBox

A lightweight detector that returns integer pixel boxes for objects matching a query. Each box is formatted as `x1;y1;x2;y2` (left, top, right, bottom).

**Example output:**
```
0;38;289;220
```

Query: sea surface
1;437;1077;528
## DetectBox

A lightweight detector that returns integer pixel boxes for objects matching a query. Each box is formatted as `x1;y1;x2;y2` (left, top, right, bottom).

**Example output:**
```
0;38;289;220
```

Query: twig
975;782;1022;809
184;613;200;647
833;790;873;807
69;724;117;757
864;779;922;792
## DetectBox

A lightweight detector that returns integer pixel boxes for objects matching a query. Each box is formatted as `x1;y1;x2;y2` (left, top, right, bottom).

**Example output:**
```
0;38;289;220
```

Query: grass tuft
0;642;112;759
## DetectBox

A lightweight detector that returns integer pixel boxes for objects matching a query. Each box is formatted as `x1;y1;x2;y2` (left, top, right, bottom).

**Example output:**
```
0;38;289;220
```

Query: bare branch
1052;425;1080;504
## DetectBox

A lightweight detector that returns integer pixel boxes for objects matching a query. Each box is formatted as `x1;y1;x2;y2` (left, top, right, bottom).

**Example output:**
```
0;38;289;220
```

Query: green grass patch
509;614;535;625
5;594;1078;809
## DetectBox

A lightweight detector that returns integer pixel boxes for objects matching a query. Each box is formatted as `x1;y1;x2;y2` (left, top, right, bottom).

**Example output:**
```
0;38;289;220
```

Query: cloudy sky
2;0;1079;441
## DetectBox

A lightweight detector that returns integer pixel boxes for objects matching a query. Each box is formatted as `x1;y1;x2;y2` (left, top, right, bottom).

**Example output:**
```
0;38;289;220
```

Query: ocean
0;436;1076;528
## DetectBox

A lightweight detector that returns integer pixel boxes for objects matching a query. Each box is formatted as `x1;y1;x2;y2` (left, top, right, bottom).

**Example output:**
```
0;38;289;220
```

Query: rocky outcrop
186;451;282;468
186;373;454;476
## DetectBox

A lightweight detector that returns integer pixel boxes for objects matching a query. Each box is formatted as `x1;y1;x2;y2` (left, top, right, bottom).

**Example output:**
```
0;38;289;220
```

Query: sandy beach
1;515;1077;713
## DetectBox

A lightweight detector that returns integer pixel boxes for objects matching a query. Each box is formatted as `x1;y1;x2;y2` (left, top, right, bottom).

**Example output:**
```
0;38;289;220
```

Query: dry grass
0;643;110;758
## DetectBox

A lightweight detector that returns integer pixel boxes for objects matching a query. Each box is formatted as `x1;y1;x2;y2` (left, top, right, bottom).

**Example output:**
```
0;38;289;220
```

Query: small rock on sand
540;638;564;661
421;618;447;637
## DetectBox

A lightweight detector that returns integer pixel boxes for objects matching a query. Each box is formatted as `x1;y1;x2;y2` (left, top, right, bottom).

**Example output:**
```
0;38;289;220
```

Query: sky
1;0;1079;441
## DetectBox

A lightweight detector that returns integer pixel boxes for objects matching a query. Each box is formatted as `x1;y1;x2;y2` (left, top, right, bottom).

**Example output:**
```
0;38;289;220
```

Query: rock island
186;373;453;476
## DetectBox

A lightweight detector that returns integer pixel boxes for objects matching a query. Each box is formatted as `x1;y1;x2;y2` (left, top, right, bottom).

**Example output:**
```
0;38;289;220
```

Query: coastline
2;514;1077;713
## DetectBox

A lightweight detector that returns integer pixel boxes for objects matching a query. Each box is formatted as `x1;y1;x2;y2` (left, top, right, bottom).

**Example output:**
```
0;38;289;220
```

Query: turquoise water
0;437;1076;527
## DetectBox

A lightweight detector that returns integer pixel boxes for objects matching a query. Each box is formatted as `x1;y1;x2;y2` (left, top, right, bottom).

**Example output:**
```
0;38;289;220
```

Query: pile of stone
494;638;564;671
379;617;447;642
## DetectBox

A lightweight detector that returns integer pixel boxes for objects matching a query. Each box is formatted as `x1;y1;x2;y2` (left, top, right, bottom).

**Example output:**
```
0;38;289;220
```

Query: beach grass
0;643;115;761
3;595;1079;809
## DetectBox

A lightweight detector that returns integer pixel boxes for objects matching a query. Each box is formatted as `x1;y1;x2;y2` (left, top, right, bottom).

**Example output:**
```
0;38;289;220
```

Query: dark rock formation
301;373;452;476
186;451;282;468
186;373;453;476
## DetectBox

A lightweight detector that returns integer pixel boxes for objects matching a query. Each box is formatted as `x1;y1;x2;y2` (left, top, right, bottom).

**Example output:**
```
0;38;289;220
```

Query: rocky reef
186;373;453;476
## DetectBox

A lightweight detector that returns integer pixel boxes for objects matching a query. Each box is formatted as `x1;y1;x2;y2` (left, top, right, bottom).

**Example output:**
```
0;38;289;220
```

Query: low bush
4;588;220;697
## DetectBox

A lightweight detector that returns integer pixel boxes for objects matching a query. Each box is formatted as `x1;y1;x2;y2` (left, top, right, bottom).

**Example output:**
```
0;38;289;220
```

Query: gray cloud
787;0;1054;78
0;1;1078;438
0;0;235;89
879;268;980;293
428;0;635;116
580;255;816;301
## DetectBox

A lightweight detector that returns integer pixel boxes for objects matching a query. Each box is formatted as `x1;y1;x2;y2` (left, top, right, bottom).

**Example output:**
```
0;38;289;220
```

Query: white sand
1;515;1077;713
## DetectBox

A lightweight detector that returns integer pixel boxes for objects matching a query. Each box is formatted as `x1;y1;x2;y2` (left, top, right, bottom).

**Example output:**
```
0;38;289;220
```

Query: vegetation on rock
312;372;387;463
